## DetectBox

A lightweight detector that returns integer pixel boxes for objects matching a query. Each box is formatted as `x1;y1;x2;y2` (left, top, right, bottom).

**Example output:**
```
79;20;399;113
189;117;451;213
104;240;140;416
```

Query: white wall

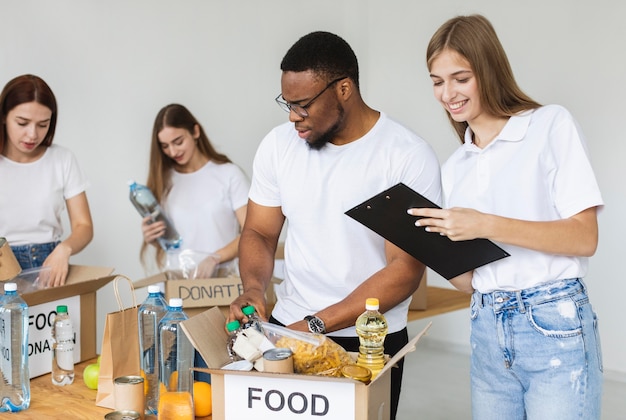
2;0;624;378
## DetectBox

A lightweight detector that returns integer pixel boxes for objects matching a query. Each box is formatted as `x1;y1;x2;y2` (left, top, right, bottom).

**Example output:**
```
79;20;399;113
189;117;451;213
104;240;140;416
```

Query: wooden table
13;360;212;419
407;286;471;322
15;286;468;419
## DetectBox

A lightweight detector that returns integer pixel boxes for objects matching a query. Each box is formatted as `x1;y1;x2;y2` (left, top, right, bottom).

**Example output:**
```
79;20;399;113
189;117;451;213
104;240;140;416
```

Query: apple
83;363;100;390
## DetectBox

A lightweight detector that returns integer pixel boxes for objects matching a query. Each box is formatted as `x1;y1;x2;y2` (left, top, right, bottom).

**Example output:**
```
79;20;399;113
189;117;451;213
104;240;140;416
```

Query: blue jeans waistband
10;242;59;252
10;241;60;270
474;278;585;311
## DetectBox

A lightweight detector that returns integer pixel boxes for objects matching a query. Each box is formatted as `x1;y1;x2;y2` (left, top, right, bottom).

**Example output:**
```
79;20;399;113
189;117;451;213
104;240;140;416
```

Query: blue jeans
11;241;60;270
470;279;603;420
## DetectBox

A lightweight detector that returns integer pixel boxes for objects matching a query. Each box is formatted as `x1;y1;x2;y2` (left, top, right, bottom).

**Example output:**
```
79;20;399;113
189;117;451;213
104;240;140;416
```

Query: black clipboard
345;183;510;280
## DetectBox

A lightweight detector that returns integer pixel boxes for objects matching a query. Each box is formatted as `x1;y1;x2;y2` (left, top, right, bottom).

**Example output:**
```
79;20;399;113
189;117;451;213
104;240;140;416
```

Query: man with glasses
229;31;441;420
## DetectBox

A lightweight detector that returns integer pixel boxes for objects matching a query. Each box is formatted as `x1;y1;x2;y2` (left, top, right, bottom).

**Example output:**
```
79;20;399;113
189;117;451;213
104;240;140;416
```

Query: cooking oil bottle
355;298;388;379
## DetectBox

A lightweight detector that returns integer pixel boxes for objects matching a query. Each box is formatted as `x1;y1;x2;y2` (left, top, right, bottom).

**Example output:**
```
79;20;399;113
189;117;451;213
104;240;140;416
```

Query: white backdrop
2;0;624;379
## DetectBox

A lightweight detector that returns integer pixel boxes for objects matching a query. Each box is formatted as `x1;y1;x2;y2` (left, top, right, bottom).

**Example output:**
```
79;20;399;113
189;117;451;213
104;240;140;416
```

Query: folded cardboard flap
18;265;115;306
0;238;22;281
181;306;232;369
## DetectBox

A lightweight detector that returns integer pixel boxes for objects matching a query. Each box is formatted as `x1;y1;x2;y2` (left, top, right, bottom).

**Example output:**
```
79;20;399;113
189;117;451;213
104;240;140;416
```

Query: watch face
307;316;325;334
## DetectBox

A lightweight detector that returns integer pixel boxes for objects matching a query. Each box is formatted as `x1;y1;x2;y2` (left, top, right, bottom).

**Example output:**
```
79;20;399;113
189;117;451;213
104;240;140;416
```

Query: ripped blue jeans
470;278;603;420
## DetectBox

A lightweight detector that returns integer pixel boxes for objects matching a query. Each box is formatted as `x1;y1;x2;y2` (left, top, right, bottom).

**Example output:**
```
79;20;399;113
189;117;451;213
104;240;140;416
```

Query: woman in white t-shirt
140;104;249;277
0;74;93;286
409;15;603;419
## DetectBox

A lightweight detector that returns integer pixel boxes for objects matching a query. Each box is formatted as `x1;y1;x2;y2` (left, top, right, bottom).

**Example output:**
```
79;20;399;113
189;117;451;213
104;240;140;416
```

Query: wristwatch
304;315;326;334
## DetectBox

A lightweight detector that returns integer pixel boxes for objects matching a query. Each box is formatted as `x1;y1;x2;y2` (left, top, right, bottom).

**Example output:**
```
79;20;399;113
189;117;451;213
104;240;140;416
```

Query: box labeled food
8;265;116;378
181;307;430;420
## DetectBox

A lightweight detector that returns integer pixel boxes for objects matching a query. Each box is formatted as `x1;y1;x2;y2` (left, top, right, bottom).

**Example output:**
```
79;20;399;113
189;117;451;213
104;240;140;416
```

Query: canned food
104;410;141;420
113;375;144;417
341;364;372;384
263;347;294;373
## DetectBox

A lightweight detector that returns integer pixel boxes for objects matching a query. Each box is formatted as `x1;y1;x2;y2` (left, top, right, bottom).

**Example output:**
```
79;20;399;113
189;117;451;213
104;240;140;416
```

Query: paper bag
96;275;140;409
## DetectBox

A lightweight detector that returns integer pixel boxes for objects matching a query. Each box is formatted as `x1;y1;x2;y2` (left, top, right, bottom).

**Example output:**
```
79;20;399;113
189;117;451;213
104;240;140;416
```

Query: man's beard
306;105;345;151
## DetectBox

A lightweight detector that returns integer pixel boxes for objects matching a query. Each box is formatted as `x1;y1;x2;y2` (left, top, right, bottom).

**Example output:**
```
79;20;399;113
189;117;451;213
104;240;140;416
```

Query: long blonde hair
426;14;541;142
140;104;232;268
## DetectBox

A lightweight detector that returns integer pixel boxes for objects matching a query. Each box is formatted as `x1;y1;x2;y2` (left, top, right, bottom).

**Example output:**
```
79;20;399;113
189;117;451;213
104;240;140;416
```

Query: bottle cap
241;305;255;316
56;305;68;313
365;298;380;310
226;320;241;332
3;282;17;292
169;298;183;308
147;285;161;294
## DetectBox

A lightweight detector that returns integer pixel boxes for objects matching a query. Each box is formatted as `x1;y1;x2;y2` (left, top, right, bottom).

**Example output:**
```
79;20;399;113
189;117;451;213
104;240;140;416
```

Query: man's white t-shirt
0;144;89;246
250;113;441;336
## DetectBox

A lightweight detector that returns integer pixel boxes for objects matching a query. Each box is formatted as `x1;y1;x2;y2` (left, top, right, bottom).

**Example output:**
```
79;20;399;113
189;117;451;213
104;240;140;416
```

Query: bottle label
0;311;14;385
56;347;74;371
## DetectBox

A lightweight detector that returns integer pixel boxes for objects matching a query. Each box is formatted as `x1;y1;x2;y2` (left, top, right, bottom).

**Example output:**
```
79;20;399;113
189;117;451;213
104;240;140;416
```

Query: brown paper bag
96;275;140;409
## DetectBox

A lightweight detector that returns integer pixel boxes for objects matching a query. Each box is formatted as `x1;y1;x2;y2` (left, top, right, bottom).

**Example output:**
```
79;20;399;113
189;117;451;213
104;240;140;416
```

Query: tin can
263;347;294;373
104;410;141;420
113;375;144;418
341;364;372;384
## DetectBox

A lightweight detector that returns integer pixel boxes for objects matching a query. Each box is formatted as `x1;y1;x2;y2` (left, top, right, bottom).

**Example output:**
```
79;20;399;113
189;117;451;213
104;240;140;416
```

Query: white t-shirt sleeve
61;147;90;199
249;126;283;207
545;107;603;218
228;164;251;211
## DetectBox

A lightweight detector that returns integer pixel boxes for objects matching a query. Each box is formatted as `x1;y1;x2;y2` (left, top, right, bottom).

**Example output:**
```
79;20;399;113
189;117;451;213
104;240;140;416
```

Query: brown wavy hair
141;103;232;267
0;74;58;153
426;15;541;142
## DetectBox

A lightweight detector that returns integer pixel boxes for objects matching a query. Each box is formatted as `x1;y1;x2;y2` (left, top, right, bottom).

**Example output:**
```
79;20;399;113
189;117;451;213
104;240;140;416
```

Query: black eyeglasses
275;77;347;118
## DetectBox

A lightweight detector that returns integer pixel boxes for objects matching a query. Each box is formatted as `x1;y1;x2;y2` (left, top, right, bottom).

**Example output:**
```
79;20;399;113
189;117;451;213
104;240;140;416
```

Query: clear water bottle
355;297;388;379
241;305;264;333
158;298;193;419
51;305;74;385
225;320;242;361
0;282;30;412
138;285;168;415
128;180;182;251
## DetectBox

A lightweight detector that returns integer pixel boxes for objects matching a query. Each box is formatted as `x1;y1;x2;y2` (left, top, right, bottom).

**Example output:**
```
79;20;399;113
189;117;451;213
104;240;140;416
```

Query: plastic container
355;297;388;379
0;282;30;412
138;285;168;415
225;320;242;361
51;305;75;385
128;180;182;251
241;305;264;333
158;298;194;419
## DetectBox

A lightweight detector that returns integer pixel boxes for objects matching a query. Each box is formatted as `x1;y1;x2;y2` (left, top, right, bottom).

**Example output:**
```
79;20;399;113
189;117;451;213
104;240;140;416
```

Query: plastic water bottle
138;285;168;415
241;305;264;333
355;298;388;379
158;298;193;419
225;320;242;361
51;305;74;385
128;180;182;251
0;282;30;412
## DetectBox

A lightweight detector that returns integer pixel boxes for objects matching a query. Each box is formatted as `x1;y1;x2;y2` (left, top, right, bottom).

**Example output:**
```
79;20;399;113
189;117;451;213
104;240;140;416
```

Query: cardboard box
133;273;279;319
134;272;245;307
181;307;431;420
409;270;428;310
9;265;116;378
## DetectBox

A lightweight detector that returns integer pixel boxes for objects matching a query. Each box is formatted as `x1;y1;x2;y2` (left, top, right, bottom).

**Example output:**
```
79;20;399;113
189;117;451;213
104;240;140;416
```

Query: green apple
83;363;100;390
97;355;101;365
